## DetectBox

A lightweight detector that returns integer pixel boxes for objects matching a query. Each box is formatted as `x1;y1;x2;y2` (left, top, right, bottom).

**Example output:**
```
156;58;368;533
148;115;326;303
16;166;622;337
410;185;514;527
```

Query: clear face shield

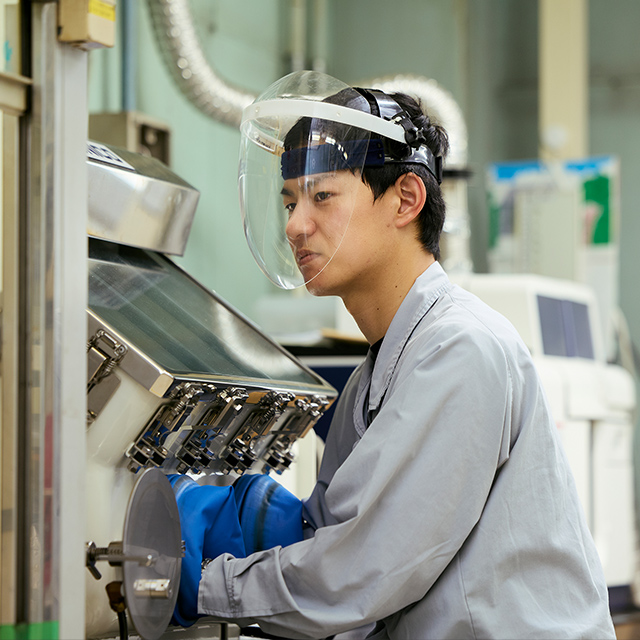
239;71;443;290
239;72;379;290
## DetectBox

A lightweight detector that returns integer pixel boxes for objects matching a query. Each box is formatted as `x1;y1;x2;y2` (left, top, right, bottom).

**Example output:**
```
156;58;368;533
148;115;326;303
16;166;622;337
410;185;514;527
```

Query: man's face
283;169;393;297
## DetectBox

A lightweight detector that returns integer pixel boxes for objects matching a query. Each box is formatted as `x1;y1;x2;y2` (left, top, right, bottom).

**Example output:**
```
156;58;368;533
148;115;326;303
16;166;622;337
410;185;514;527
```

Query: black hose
117;610;128;640
105;581;129;639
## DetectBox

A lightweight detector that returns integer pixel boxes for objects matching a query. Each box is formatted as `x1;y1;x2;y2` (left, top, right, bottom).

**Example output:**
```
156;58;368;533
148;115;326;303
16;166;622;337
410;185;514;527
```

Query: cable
117;610;129;640
106;581;129;640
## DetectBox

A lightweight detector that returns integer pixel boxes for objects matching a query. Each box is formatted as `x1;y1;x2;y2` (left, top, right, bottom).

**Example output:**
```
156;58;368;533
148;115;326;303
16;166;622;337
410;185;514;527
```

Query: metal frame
1;3;89;638
1;70;31;628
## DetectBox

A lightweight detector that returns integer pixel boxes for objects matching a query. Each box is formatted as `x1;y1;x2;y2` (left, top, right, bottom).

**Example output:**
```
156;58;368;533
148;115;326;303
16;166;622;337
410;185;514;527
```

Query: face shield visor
239;72;381;290
239;71;443;290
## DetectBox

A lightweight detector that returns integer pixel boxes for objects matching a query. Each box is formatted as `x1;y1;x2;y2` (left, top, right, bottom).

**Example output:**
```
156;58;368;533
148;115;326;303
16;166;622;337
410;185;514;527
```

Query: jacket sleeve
198;327;513;639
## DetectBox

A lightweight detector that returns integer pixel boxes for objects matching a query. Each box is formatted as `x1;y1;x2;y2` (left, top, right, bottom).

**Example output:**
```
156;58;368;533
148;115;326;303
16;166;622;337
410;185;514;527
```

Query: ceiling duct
146;0;468;168
146;0;254;127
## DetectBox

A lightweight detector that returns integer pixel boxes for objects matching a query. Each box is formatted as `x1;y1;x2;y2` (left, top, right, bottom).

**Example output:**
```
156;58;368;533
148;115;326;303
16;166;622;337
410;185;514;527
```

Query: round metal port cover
122;468;182;640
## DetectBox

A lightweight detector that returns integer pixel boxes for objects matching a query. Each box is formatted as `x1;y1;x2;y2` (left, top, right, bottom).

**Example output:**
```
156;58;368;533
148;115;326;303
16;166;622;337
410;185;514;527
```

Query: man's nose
285;200;316;241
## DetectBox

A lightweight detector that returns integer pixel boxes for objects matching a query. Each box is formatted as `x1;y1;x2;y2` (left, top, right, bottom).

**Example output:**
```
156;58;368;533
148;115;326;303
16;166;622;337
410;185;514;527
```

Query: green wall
89;0;288;321
588;0;640;497
326;0;466;98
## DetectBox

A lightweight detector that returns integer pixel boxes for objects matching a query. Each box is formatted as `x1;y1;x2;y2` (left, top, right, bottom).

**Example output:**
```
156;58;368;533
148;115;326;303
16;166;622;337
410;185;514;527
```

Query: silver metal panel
57;47;91;640
87;142;200;256
18;4;88;638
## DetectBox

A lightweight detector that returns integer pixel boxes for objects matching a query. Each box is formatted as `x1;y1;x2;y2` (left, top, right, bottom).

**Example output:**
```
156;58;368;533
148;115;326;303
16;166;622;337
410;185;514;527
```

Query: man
185;71;615;639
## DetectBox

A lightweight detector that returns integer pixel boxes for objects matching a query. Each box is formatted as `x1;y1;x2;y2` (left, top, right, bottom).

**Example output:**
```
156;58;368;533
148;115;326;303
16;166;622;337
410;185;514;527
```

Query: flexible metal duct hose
147;0;254;127
146;0;468;168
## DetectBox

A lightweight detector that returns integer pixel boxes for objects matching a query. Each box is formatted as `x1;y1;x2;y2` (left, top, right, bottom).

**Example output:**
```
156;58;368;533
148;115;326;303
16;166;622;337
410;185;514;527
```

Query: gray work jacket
199;261;615;640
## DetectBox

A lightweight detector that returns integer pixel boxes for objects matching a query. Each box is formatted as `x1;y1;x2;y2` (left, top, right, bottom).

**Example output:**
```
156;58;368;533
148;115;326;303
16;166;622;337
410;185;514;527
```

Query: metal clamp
86;328;129;423
126;382;214;473
175;387;249;474
86;541;157;581
262;395;330;473
87;328;128;389
213;391;295;474
238;391;295;443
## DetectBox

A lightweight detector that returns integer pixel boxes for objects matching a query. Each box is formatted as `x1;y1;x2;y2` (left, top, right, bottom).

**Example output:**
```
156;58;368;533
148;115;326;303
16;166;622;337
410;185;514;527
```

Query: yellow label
88;0;116;22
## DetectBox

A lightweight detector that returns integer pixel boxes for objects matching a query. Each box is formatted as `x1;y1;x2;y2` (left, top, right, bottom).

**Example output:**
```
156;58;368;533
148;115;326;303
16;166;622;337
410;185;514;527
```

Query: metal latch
132;579;172;599
175;387;249;474
126;382;213;473
221;391;295;473
87;328;128;424
262;395;330;473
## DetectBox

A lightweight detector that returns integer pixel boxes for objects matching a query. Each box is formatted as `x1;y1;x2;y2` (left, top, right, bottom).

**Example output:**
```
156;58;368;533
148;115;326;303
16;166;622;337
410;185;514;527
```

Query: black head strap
354;87;381;118
353;87;442;183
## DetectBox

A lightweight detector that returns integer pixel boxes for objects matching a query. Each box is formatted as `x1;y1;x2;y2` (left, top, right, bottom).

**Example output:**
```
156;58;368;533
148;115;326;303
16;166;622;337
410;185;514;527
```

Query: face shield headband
242;94;443;184
281;139;383;180
353;87;443;183
280;136;442;183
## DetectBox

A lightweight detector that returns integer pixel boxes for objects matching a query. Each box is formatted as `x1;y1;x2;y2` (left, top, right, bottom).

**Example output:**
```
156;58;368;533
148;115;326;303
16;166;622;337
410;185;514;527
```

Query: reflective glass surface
88;239;323;385
537;295;594;360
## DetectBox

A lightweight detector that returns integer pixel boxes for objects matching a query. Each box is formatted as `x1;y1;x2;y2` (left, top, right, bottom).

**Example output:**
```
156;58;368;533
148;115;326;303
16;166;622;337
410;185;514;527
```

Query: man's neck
343;253;435;344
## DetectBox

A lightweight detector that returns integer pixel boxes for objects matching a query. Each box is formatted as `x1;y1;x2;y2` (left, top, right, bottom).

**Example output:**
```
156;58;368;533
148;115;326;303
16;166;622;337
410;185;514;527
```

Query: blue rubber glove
168;475;246;627
233;474;304;554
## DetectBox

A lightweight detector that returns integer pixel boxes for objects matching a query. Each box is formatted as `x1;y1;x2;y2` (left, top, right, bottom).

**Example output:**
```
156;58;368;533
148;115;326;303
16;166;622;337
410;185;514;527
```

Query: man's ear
394;172;427;228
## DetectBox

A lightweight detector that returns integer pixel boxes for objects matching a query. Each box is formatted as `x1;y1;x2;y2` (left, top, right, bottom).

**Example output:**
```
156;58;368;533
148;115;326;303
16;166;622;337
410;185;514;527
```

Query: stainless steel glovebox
84;141;337;639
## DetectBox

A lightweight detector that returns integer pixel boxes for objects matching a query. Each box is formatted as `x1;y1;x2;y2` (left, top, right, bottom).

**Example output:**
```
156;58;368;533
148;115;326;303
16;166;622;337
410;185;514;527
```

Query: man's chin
304;275;333;297
301;262;342;297
306;286;332;298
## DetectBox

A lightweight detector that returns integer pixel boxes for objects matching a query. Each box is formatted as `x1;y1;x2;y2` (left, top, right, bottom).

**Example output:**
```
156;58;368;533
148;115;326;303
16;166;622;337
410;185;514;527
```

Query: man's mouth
296;250;317;267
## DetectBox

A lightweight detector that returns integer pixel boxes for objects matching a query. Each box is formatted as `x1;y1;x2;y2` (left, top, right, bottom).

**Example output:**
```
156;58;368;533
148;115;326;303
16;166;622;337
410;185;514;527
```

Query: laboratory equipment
84;142;337;638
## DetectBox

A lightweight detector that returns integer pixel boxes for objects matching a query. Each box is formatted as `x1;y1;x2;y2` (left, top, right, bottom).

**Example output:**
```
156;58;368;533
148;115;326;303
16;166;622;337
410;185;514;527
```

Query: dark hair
283;89;449;261
362;92;448;261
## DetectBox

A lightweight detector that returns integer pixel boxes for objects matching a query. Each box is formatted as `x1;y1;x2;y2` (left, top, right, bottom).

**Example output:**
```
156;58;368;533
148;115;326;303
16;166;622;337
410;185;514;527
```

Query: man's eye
284;202;296;214
315;191;331;203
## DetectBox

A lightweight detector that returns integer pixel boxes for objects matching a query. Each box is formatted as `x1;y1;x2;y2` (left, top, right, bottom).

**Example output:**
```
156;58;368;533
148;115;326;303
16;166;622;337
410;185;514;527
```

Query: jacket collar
369;261;452;410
